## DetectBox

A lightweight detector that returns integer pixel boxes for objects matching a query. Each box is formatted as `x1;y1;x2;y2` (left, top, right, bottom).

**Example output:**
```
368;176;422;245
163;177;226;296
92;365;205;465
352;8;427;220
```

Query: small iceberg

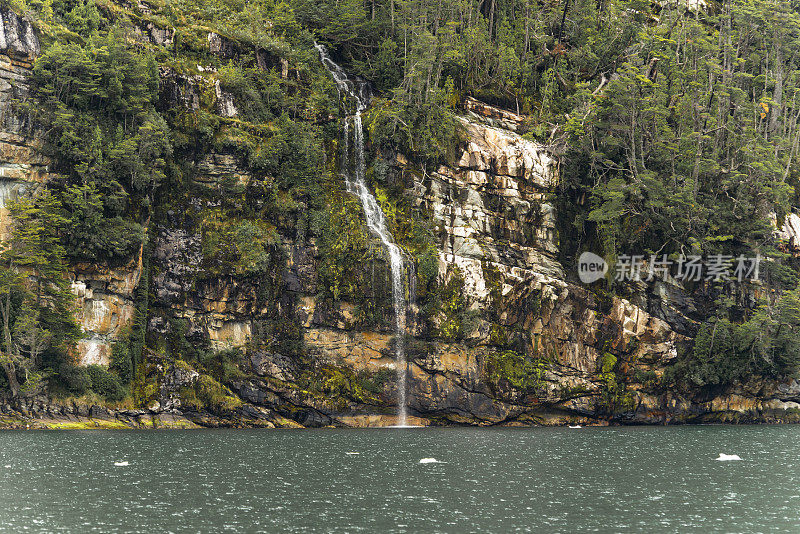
114;461;130;467
419;458;440;464
345;452;360;455
568;425;582;429
715;453;742;462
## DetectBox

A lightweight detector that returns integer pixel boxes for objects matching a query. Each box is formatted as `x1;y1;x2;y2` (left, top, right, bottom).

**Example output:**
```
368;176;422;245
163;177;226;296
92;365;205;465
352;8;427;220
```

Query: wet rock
208;32;237;59
159;362;200;410
214;80;237;117
249;351;296;381
0;9;39;59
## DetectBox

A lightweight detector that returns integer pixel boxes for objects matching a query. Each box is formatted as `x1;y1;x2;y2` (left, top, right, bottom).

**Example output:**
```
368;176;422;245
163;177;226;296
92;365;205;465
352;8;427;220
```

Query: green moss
199;205;281;277
486;350;547;393
178;385;203;412
482;261;504;315
296;362;391;408
488;323;510;347
597;352;635;415
177;372;243;414
314;189;372;302
633;368;658;387
429;267;473;342
46;419;131;430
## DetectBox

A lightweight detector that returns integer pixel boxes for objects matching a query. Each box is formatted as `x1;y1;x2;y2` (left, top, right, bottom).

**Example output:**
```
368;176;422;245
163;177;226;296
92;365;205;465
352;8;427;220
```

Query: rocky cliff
0;8;143;369
0;7;798;429
120;94;800;427
0;8;43;238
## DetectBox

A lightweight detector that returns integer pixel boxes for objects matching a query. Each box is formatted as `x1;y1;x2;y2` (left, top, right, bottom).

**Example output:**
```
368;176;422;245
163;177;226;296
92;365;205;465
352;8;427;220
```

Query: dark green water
0;426;798;533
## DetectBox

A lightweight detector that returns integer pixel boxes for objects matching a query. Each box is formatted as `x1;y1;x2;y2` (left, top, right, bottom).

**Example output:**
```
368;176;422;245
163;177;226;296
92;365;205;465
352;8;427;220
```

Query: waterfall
315;43;409;426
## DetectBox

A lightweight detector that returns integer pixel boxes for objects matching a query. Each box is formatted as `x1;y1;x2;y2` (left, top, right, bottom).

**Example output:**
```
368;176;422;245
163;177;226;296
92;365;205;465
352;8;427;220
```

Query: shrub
429;268;476;341
671;288;800;391
198;349;244;383
86;365;126;402
110;338;133;384
597;353;634;414
58;364;91;396
195;374;243;413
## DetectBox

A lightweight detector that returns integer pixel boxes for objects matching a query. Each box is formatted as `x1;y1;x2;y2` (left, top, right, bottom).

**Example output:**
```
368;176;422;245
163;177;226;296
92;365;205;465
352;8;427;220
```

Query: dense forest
1;0;800;418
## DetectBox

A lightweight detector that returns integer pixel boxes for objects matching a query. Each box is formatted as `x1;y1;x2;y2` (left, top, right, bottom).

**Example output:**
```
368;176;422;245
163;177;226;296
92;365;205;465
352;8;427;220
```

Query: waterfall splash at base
315;43;409;426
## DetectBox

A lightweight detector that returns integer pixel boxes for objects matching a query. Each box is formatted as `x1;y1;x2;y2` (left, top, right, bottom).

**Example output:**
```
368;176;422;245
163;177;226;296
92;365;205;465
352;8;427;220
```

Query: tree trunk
770;40;783;139
523;0;530;63
1;361;19;397
0;271;20;398
559;0;571;43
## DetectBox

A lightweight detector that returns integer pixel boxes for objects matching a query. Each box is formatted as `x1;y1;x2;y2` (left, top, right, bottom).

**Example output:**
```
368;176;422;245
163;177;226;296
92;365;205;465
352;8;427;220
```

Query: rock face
0;8;45;241
775;212;800;255
414;115;562;302
125;96;800;426
463;96;527;132
70;258;144;366
0;11;144;366
0;15;795;426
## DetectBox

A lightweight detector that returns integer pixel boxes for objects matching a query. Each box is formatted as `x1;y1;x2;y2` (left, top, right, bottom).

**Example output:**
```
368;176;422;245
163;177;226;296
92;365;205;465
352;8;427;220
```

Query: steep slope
0;1;799;428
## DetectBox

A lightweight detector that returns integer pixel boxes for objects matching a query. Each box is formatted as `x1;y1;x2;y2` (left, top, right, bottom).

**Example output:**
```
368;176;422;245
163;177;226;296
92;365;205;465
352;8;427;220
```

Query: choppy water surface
0;426;798;532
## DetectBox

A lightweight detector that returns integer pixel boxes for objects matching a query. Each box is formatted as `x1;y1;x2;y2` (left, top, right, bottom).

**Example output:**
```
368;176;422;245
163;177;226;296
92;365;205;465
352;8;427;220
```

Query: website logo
576;251;762;284
578;252;608;283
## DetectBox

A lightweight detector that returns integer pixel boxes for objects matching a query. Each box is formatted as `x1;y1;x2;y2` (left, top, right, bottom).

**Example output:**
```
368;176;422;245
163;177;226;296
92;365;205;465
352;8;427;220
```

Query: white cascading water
315;43;409;426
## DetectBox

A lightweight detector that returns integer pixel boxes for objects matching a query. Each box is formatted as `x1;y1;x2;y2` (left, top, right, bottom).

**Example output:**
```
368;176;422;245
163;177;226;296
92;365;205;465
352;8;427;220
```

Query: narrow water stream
315;43;408;425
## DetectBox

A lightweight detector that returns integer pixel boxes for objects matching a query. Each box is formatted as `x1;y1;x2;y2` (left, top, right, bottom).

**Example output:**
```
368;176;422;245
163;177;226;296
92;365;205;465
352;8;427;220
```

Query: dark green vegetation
666;288;800;391
0;0;799;409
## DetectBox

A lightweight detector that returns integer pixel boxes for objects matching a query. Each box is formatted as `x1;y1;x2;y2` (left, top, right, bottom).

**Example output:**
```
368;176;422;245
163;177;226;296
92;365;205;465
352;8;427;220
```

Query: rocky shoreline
2;393;799;429
0;398;300;429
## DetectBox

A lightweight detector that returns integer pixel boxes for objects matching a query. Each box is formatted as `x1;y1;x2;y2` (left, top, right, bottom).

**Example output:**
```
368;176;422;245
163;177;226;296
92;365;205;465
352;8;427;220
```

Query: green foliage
198;348;244;384
56;363;91;395
59;184;145;261
426;267;475;342
297;362;391;406
157;318;248;405
415;243;439;295
194;374;243;413
597;353;634;415
562;1;800;276
109;333;133;384
217;64;283;123
178;370;242;413
10;0;800;410
85;364;126;402
247;114;325;194
31;32;166;186
126;236;151;382
670;287;800;390
27;23;168;262
200;208;280;277
366;96;458;165
486;349;547;393
314;191;370;301
0;190;79;398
